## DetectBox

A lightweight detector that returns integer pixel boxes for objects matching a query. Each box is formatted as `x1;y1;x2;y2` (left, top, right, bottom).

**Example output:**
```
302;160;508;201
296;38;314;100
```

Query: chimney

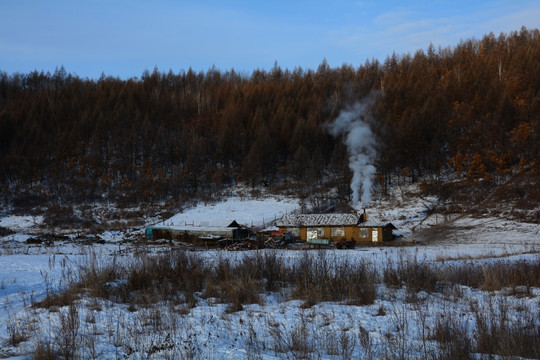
363;208;367;223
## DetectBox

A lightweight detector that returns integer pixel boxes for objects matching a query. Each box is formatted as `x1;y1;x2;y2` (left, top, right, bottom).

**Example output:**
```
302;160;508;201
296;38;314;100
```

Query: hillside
1;28;539;223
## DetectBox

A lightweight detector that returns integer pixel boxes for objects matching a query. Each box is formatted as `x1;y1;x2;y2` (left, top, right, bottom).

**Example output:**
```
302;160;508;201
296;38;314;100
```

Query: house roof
359;222;397;229
227;220;240;228
277;213;362;227
146;225;235;233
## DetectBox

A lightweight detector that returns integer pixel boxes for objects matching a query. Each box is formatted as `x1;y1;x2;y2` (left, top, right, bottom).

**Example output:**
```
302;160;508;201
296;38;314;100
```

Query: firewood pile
222;240;259;251
264;237;289;249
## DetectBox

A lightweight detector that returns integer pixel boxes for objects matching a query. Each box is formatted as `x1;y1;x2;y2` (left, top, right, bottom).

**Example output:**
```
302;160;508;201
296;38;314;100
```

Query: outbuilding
145;220;250;242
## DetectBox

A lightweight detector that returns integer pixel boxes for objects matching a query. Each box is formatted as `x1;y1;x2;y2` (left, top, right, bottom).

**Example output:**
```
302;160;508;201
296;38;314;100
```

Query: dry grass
430;306;473;360
26;249;540;359
32;340;58;360
33;249;380;313
435;248;540;262
291;251;378;306
382;253;540;294
382;255;438;295
34;250;540;310
472;297;540;358
439;257;540;291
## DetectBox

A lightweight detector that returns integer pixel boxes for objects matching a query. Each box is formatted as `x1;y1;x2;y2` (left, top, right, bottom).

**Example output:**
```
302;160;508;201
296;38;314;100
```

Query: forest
0;27;539;213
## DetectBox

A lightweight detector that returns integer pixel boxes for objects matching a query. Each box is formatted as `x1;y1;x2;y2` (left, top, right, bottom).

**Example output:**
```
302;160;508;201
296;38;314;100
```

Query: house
277;213;395;243
277;213;361;242
145;220;251;242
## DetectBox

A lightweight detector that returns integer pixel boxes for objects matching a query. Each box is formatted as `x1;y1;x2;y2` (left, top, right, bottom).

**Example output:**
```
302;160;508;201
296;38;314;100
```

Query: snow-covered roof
277;213;362;227
359;222;397;229
146;225;235;233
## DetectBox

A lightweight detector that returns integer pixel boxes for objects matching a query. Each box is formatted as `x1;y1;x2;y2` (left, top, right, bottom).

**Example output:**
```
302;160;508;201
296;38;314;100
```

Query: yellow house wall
325;226;366;241
279;226;390;243
353;226;388;242
324;227;331;239
327;226;358;241
300;227;307;241
357;226;385;243
357;227;369;242
345;226;357;240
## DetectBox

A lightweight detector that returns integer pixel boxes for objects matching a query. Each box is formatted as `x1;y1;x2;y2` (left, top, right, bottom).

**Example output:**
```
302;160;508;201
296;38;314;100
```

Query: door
371;228;378;242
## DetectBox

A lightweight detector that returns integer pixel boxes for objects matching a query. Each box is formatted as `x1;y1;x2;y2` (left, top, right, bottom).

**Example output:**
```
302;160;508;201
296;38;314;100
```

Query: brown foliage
1;28;539;206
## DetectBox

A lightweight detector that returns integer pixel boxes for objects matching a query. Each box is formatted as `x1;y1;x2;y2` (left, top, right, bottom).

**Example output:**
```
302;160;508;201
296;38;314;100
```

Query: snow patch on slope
162;197;300;228
0;215;43;232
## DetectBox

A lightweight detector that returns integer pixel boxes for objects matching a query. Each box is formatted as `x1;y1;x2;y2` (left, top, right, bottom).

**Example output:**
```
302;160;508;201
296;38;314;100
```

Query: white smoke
328;96;378;208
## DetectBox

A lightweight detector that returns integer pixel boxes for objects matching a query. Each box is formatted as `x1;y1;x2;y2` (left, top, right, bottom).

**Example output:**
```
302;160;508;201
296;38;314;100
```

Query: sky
1;0;539;79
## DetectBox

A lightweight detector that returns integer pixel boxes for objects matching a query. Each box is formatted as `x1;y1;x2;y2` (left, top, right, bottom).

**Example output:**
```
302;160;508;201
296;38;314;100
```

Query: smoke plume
328;95;378;208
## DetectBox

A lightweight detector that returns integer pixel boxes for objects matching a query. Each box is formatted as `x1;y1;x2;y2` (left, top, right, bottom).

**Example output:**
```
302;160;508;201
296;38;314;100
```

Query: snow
1;188;539;359
1;245;538;359
0;215;43;233
162;196;299;228
278;213;361;227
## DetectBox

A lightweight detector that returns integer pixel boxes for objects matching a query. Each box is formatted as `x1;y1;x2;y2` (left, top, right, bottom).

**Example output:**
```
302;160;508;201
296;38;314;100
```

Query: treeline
0;27;539;207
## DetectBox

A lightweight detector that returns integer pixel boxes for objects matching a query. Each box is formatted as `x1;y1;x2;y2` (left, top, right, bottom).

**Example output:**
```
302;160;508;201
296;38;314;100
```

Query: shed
145;220;250;242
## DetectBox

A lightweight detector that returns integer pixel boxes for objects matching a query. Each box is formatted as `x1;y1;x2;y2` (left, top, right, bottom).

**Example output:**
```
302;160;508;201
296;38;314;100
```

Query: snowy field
1;191;539;359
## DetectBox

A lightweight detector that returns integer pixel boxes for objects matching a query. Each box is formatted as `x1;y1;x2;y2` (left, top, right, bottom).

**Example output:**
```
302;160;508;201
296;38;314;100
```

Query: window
331;227;345;237
287;227;300;237
307;227;325;240
359;228;369;238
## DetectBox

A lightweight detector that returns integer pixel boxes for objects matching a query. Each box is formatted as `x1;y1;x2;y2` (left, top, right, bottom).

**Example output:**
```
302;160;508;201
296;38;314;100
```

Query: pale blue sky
1;0;539;79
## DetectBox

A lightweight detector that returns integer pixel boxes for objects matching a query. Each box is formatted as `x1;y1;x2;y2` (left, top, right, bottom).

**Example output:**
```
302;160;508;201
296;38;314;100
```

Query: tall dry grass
34;249;380;311
27;249;540;359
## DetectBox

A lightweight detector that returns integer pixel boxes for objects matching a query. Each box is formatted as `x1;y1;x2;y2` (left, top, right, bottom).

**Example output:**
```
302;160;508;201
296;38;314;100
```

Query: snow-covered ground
0;215;44;235
1;188;539;359
163;197;299;229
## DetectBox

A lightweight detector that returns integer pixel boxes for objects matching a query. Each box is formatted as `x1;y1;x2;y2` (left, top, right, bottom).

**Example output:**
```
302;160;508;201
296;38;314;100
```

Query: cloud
329;1;540;62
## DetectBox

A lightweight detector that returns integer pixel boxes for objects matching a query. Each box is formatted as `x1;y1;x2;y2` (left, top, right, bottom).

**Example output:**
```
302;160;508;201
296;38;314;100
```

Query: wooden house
277;213;395;243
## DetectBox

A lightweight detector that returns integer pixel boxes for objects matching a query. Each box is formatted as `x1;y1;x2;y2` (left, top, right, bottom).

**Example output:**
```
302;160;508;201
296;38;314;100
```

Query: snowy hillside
161;196;300;228
1;186;539;359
